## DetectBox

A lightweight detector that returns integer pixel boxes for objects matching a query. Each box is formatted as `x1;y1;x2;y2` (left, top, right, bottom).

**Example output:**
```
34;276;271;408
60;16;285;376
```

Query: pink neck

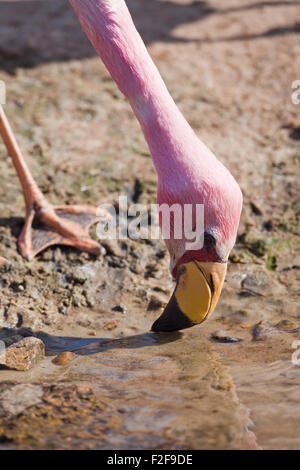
70;0;199;178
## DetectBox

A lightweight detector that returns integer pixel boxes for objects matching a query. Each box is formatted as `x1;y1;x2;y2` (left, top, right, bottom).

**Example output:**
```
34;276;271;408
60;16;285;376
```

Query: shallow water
37;324;300;450
1;318;300;449
10;327;252;449
230;360;300;450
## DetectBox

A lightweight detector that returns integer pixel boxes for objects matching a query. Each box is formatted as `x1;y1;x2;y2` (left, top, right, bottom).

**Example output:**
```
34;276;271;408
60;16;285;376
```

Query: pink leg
0;105;109;260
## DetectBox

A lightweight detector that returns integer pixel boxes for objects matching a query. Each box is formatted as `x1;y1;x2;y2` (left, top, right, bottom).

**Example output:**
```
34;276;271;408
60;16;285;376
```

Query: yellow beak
151;260;227;332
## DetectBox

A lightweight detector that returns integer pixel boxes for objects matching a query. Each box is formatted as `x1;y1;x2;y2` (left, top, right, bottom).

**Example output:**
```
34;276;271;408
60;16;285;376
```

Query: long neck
70;0;199;178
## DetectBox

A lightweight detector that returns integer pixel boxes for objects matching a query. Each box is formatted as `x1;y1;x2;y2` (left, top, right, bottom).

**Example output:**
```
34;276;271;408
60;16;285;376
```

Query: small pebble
252;319;300;341
112;304;127;314
101;240;124;257
147;293;167;311
240;323;252;329
59;305;68;315
252;320;275;341
210;330;242;343
52;351;76;366
0;257;11;273
275;319;300;332
103;320;119;331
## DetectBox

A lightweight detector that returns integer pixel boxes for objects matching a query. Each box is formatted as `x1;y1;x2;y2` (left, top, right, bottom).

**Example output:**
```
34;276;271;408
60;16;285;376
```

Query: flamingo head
151;159;243;332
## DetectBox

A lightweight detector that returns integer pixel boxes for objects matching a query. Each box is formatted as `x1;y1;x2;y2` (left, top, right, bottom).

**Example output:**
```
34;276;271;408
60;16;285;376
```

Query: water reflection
0;327;182;356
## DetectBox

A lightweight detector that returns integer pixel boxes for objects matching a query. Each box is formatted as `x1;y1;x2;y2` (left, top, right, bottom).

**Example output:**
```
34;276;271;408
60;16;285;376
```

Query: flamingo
1;0;243;333
68;0;243;332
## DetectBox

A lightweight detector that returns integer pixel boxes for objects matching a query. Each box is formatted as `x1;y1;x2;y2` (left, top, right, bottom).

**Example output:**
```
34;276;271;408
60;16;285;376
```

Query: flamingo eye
204;232;216;252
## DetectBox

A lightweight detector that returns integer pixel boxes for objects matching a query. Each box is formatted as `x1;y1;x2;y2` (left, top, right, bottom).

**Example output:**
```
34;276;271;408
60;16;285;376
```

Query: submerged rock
52;351;76;366
0;382;114;449
210;330;242;343
2;337;45;371
252;320;300;341
0;384;43;416
275;319;300;332
252;320;276;341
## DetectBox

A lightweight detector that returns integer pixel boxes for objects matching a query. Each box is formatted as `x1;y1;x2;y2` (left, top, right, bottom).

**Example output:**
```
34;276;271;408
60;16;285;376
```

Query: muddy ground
0;0;299;450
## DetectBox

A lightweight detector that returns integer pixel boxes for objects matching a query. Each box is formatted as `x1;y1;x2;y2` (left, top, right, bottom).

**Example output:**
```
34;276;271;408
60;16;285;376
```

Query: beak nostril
210;274;215;296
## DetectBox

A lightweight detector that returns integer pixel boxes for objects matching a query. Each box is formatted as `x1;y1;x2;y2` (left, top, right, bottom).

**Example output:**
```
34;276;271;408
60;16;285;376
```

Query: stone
0;384;43;415
241;272;270;296
3;337;45;371
241;271;286;297
103;320;119;331
112;304;127;314
71;266;91;284
52;351;76;366
251;320;276;341
252;319;300;341
0;258;12;273
147;293;167;311
210;330;242;343
275;319;300;332
101;239;124;257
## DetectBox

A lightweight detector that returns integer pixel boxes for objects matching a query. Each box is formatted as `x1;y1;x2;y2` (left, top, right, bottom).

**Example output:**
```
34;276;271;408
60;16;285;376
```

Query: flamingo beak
151;260;227;332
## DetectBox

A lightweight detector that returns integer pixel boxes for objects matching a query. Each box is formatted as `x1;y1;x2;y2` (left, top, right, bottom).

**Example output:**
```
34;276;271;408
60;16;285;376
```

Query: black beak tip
151;318;168;333
151;295;194;332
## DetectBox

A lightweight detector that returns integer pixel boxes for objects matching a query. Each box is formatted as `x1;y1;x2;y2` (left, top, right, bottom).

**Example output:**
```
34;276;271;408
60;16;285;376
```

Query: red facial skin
172;247;225;279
